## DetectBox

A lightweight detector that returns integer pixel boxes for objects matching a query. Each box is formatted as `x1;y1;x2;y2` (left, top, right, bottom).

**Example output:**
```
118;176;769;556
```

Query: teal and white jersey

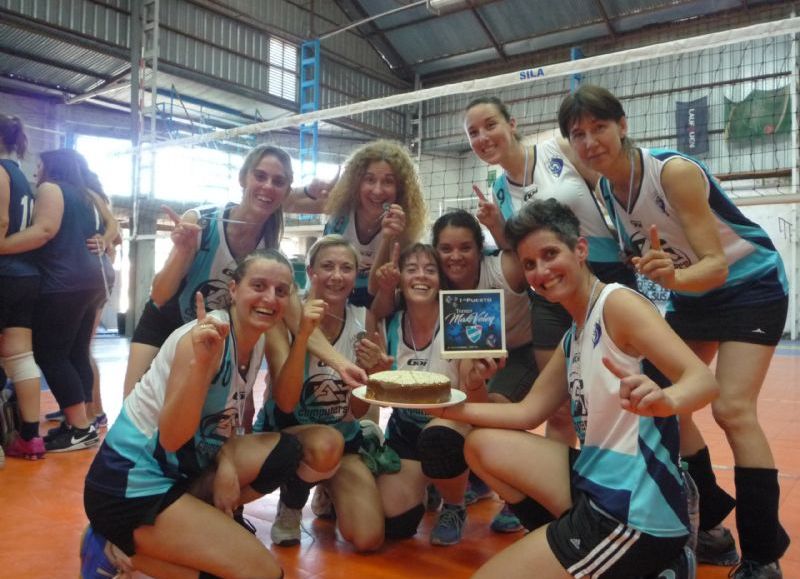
175;203;268;322
563;284;687;538
384;310;459;430
256;303;365;443
479;252;531;348
599;148;788;310
85;310;265;498
492;138;619;263
323;209;381;293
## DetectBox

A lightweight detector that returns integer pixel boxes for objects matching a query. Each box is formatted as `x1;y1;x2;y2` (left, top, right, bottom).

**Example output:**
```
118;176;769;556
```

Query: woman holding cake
255;235;389;552
372;242;495;547
430;199;718;578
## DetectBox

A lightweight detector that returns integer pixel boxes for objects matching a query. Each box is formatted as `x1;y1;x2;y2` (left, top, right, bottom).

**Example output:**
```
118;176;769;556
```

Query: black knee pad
509;496;555;531
417;426;467;479
250;433;303;495
385;504;425;539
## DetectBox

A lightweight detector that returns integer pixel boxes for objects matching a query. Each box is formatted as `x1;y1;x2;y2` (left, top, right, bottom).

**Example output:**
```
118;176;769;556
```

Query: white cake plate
351;386;466;409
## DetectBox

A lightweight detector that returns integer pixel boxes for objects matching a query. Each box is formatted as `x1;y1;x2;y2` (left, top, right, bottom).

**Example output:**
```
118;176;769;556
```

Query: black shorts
0;275;39;331
546;492;688;578
384;413;423;461
488;342;539;402
84;480;190;556
666;296;787;346
529;289;571;350
131;298;183;348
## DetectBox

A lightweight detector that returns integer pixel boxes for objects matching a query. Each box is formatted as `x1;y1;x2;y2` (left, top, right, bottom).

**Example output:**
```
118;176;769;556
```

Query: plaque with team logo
439;289;507;359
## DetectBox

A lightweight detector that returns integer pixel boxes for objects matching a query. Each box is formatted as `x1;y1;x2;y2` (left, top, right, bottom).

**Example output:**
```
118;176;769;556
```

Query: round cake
366;370;452;404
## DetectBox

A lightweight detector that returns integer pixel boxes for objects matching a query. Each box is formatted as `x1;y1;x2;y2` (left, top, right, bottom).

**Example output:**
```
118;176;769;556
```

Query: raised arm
474;184;511;250
283;170;339;214
150;206;202;306
632;158;728;293
0;182;63;255
603;288;718;416
160;293;229;452
367;203;406;295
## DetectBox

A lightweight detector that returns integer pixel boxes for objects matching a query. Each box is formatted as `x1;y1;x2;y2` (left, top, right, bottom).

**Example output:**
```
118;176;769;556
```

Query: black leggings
33;289;105;409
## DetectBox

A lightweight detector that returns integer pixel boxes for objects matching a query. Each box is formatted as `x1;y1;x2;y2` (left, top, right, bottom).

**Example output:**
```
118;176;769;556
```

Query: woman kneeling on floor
81;249;341;579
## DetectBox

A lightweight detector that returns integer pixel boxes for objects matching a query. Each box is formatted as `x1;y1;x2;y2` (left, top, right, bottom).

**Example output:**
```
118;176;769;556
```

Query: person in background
0;114;44;460
559;84;790;578
373;242;495;546
0;148;117;453
81;249;305;579
433;199;718;579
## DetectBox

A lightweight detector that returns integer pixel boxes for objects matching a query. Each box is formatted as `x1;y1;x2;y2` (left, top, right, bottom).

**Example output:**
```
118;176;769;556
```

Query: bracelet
303;185;318;201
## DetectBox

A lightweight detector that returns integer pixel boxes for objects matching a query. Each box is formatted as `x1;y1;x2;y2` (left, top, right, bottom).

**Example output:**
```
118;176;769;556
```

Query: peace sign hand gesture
191;292;229;370
603;356;676;417
631;225;676;289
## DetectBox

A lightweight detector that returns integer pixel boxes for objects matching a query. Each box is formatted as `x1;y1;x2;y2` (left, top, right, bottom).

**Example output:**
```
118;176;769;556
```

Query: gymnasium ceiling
0;0;793;138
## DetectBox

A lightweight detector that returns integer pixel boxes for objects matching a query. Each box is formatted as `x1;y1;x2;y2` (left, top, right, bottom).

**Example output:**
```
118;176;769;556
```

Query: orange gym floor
1;336;799;578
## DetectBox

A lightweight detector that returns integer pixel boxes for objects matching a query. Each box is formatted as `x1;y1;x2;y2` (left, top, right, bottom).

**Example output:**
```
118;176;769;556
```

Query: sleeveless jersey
36;181;111;294
479;252;531;348
166;203;268;322
563;284;687;538
492;138;620;263
85;310;265;498
0;159;37;277
599;148;787;311
257;304;365;442
323;209;381;293
383;310;459;430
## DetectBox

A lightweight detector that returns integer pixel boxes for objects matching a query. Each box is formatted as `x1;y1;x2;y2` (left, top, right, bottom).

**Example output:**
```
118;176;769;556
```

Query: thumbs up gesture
603;356;675;417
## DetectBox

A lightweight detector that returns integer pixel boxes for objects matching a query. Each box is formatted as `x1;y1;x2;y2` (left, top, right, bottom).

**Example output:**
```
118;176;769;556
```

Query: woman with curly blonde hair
322;140;427;306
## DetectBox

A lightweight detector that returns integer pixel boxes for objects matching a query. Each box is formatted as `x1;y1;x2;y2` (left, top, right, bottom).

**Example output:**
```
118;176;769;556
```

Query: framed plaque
439;289;508;359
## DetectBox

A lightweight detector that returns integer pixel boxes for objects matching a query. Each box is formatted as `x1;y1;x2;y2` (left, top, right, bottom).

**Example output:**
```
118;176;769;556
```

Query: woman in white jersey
372;243;494;547
464;97;635;403
559;84;790;578
257;235;389;552
432;199;717;579
82;249;325;579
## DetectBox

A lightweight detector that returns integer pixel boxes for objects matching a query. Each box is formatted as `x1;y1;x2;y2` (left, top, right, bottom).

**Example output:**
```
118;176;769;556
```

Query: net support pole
790;24;799;340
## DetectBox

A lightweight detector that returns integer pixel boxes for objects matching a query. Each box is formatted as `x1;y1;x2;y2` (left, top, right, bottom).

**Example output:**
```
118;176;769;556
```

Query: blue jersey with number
0;159;38;277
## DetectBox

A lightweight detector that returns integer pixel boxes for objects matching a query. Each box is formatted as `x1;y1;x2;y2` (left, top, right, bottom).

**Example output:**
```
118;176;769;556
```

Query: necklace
325;309;367;348
625;149;636;215
227;311;248;436
576;277;602;341
405;312;437;374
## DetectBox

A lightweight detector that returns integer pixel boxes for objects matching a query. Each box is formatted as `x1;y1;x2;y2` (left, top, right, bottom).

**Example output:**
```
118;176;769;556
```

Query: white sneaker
311;484;335;519
270;501;302;546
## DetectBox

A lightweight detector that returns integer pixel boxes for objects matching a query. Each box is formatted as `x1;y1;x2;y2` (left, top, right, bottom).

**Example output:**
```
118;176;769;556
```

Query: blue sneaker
79;525;118;578
490;503;524;533
430;504;467;546
464;478;493;505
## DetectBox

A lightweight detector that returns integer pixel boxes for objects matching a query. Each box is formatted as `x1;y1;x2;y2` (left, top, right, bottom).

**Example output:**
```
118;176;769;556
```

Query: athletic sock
735;466;790;563
20;421;40;441
683;446;736;530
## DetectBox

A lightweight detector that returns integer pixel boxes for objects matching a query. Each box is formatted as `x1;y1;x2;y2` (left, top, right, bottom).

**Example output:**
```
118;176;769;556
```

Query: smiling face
400;250;441;306
357;160;398;220
240;154;291;221
229;257;293;332
434;225;481;290
464;102;517;166
516;229;588;305
308;245;357;307
567;114;627;174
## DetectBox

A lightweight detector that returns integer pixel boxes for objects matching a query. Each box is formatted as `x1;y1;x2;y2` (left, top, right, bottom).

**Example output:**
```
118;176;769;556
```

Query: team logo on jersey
523;184;538;202
408;358;428;367
630;231;692;269
631;219;643;228
655;195;670;216
592;322;601;348
188;279;230;318
300;373;348;425
466;324;483;344
548;157;564;177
